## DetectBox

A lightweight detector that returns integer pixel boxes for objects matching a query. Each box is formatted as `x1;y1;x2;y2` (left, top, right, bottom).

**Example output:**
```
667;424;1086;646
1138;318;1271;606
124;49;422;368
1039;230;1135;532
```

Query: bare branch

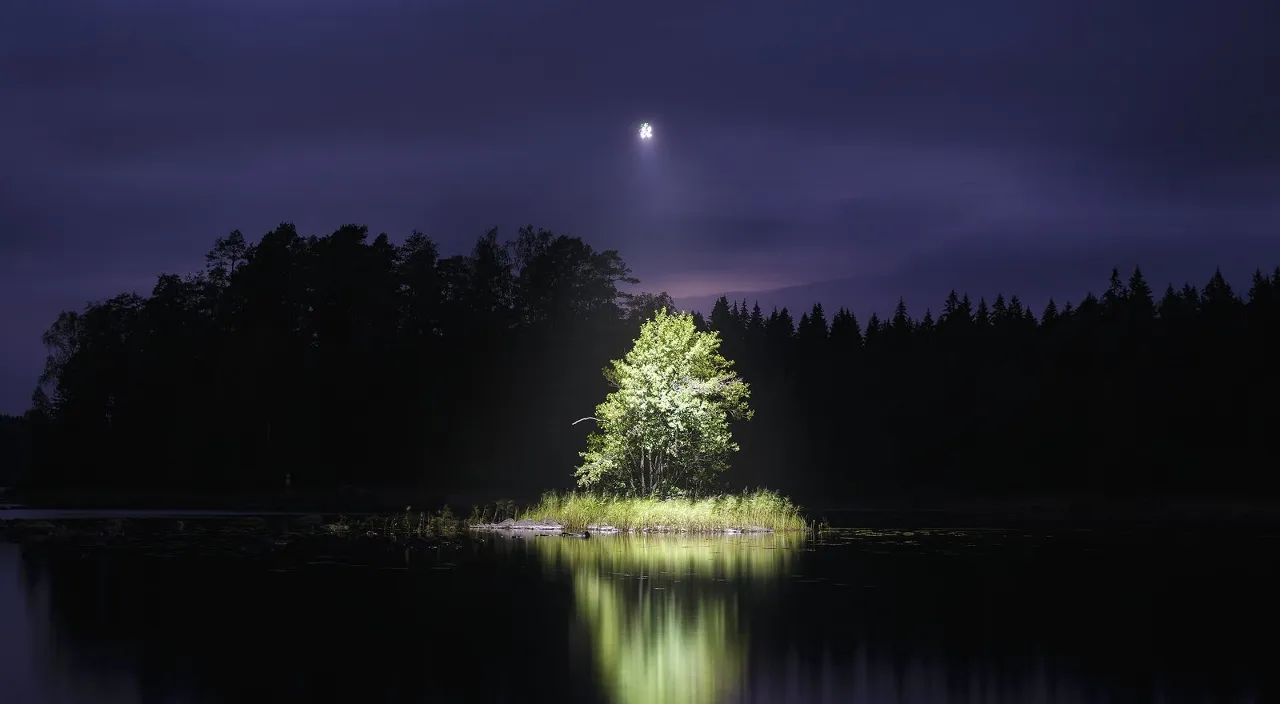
571;416;601;426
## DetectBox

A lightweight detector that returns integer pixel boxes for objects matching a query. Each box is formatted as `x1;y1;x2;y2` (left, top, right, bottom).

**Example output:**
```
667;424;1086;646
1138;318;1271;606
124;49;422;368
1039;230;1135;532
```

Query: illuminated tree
575;309;752;497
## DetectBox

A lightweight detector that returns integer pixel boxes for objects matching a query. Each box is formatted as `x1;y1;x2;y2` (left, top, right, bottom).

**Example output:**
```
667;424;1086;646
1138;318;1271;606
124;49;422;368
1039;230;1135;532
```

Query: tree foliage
576;310;751;498
15;223;642;495
3;219;1280;505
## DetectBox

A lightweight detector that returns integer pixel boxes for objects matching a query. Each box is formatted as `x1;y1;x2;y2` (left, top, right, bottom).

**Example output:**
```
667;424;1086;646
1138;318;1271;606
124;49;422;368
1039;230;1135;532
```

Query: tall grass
520;488;806;533
324;505;460;539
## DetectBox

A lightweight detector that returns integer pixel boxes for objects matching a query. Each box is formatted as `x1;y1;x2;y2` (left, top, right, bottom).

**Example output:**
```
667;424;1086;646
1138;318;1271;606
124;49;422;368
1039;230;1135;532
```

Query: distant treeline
0;413;32;487
3;222;1278;502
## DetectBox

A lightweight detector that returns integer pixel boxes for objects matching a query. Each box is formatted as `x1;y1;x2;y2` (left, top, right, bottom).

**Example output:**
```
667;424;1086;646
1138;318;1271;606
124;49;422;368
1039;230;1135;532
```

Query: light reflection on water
526;533;799;704
741;646;1263;704
0;543;158;704
510;530;1269;704
1;522;1275;703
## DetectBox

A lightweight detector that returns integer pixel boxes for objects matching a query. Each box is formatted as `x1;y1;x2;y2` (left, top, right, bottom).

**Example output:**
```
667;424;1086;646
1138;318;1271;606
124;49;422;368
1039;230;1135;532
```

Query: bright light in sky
638;122;653;140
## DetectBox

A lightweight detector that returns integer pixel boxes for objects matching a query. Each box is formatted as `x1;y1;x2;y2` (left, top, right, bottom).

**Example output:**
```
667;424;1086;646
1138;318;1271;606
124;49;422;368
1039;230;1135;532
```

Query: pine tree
709;296;733;334
1042;298;1059;326
1008;294;1025;321
829;307;863;351
1158;284;1180;319
891;297;912;332
992;294;1008;326
1102;267;1128;314
942;290;961;321
824;307;865;355
864;313;883;348
1077;293;1101;321
919;308;935;333
1201;268;1241;325
958;294;975;324
807;303;828;338
766;307;795;342
1127;266;1156;321
1180;283;1201;309
748;302;765;337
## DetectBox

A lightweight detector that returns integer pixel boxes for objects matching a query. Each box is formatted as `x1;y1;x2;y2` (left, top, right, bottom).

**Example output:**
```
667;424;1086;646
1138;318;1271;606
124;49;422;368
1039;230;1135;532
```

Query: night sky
3;0;1279;413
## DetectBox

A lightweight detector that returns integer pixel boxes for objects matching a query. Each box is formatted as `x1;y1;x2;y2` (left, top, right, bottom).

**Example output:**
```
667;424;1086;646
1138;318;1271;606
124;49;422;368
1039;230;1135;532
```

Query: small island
471;309;806;534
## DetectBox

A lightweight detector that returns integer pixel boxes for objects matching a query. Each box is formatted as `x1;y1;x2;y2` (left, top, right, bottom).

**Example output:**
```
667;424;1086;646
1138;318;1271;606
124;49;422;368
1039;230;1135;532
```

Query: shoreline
7;491;1280;528
467;518;785;534
0;487;488;514
811;498;1280;528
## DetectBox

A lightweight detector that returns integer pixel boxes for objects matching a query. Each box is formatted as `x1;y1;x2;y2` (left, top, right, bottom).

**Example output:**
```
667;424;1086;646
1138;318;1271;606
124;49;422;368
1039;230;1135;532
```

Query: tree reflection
531;533;801;704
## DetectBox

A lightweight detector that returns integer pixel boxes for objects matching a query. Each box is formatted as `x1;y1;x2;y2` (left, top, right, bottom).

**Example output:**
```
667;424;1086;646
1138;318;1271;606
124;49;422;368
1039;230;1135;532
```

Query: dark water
1;520;1277;703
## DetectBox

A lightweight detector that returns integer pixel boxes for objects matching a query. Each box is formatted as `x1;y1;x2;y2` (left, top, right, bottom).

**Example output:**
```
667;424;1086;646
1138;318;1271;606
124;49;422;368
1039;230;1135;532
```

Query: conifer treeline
5;222;1278;502
708;265;1279;499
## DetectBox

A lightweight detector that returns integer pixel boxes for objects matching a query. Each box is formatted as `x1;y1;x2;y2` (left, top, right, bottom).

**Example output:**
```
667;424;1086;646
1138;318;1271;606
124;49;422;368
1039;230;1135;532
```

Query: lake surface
1;518;1276;703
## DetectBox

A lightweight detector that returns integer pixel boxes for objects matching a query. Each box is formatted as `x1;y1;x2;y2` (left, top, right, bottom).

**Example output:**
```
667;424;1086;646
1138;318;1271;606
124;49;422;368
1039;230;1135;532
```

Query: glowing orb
638;122;653;140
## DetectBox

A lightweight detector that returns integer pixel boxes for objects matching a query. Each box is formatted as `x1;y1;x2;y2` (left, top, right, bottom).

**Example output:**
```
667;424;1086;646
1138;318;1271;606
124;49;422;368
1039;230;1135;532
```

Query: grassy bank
325;506;462;539
517;489;807;533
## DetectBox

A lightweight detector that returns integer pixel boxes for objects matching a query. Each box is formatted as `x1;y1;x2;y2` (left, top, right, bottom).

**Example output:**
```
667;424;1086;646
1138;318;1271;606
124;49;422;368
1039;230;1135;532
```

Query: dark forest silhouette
3;222;1279;504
